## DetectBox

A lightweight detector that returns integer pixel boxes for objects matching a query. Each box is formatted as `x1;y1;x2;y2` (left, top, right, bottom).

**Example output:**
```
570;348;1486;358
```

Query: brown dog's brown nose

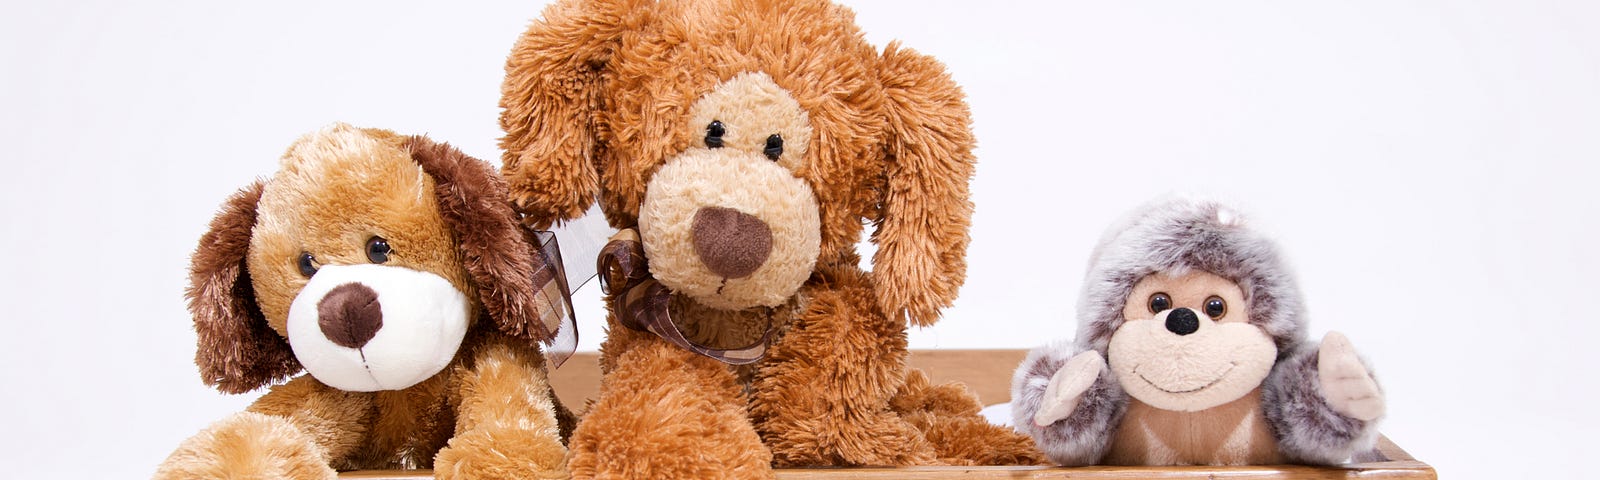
691;206;772;279
317;282;384;349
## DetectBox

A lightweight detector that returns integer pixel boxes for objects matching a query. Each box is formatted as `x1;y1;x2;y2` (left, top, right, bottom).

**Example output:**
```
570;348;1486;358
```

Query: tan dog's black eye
297;252;318;277
764;134;783;160
366;236;391;264
1148;293;1171;313
1204;295;1227;319
705;120;726;148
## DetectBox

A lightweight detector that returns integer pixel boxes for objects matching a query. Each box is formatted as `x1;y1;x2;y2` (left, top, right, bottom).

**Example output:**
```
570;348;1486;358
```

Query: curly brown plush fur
500;0;1043;476
157;124;574;479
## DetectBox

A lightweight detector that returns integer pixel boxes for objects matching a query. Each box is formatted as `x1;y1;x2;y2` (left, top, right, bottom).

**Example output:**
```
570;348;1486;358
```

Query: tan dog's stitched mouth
1134;362;1237;394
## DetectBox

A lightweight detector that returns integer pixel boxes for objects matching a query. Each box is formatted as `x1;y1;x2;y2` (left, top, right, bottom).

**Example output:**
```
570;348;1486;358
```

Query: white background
3;1;1595;478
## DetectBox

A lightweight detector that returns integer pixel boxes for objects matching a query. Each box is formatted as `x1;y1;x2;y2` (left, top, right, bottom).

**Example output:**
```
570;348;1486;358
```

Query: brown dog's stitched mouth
1134;362;1237;394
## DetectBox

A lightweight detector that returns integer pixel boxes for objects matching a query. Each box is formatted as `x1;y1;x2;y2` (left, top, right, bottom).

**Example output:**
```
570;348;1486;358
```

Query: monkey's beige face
638;72;821;310
1107;270;1276;412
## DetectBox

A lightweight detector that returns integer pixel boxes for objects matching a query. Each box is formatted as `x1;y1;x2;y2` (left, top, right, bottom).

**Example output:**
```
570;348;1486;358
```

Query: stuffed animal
156;123;576;480
498;0;1044;476
1011;197;1386;466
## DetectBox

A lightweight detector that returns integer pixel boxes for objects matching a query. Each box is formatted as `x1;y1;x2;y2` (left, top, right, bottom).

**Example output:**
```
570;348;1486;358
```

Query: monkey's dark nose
318;282;383;349
1165;307;1200;336
691;206;772;279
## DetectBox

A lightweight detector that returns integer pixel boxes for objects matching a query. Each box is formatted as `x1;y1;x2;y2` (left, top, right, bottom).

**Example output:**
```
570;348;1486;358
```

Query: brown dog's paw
568;342;773;479
434;428;570;480
154;412;335;480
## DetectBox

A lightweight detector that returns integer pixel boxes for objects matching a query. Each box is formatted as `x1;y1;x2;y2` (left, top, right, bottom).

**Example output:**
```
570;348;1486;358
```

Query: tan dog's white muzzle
286;264;469;392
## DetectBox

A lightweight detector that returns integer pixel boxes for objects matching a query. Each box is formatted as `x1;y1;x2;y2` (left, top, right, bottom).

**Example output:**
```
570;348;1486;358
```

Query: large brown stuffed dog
156;124;574;479
500;0;1043;476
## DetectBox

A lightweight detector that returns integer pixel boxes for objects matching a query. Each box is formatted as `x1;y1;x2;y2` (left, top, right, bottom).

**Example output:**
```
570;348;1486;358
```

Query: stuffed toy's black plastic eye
1204;295;1227;319
297;252;318;277
705;120;726;148
366;236;392;264
764;134;783;160
1148;293;1172;314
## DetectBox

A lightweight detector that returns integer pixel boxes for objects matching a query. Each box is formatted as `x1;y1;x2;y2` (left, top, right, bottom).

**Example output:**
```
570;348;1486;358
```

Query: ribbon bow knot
598;229;772;365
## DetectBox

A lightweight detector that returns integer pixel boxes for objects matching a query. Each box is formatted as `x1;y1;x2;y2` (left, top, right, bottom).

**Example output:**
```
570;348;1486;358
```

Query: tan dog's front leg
751;276;938;467
434;339;570;480
155;377;370;480
568;335;772;479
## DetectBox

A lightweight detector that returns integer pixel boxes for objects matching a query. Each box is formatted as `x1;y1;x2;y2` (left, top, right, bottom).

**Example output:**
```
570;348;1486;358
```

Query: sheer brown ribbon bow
597;229;772;365
529;231;578;369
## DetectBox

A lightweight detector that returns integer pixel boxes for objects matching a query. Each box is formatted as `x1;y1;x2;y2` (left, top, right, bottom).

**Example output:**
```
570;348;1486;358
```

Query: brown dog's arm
567;324;773;479
433;336;569;480
155;377;370;480
750;266;939;467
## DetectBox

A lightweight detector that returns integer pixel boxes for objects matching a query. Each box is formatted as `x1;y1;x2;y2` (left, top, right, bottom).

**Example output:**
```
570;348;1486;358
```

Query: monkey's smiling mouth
1134;362;1237;394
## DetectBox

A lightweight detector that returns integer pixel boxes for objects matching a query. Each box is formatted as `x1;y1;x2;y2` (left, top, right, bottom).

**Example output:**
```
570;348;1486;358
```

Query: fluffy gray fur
1263;342;1384;464
1011;197;1382;465
1010;339;1128;466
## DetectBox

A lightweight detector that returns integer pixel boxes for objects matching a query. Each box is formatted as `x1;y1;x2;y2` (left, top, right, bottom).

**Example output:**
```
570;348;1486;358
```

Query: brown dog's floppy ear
500;0;642;229
406;135;564;343
871;42;977;328
189;181;301;394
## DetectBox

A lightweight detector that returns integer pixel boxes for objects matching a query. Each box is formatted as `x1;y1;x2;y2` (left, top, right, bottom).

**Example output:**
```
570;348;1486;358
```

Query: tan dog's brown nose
691;206;772;279
317;282;384;349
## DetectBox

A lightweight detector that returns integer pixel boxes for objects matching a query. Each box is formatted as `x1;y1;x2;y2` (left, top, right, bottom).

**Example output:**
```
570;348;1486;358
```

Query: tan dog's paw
1034;351;1104;427
1318;331;1385;421
154;412;335;480
435;428;570;480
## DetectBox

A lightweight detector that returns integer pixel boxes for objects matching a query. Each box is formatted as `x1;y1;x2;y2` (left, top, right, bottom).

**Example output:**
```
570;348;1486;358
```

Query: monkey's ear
870;42;977;328
499;0;646;228
189;181;301;393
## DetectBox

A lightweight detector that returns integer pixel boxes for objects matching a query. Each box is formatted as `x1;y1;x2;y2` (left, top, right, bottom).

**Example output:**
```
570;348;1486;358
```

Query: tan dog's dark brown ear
189;181;302;394
871;43;977;328
406;135;564;343
500;0;644;229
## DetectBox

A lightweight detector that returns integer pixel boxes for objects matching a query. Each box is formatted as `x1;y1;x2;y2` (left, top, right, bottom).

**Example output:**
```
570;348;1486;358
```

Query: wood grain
550;349;1032;411
341;349;1435;479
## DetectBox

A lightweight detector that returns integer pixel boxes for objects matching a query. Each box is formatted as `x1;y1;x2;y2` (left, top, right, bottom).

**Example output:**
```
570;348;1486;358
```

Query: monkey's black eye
705;120;726;148
763;134;783;160
1204;296;1227;319
1148;293;1172;314
297;252;318;277
366;236;392;264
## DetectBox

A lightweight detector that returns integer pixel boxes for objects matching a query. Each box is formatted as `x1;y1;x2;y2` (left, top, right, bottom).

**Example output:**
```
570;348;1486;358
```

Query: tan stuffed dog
500;0;1043;476
156;124;574;480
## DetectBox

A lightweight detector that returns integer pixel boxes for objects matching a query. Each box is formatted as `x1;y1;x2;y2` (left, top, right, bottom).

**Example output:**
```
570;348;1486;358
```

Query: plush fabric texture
1262;339;1384;465
500;0;1043;475
189;180;301;394
285;264;471;392
159;124;572;479
1011;197;1384;466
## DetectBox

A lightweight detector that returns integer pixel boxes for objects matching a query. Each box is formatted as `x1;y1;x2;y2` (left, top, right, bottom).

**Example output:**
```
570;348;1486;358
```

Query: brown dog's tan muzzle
692;206;773;279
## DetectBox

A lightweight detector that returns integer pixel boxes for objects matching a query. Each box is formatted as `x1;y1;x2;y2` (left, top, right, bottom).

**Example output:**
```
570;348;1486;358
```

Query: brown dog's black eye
705;120;725;148
297;252;318;277
764;134;783;160
366;236;391;264
1148;293;1171;313
1204;295;1227;319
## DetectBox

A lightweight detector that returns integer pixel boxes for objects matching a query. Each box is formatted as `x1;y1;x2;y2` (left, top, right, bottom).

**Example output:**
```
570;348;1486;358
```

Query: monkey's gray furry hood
1074;197;1307;354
